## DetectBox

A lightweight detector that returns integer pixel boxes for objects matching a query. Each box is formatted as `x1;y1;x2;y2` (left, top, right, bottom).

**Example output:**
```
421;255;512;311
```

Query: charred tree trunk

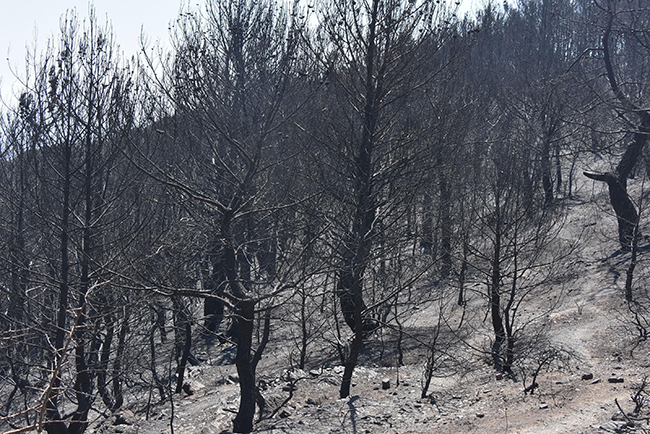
583;116;647;249
584;170;641;249
336;0;383;399
421;192;434;254
490;196;506;372
68;90;99;434
541;138;554;206
439;173;452;279
583;118;647;250
252;308;271;421
149;314;166;403
214;218;260;434
555;143;562;195
337;269;371;333
502;232;519;375
111;308;128;411
45;136;72;434
585;3;650;250
97;308;115;409
299;287;309;370
175;318;192;394
490;256;506;372
458;239;469;306
232;298;256;433
336;0;379;338
204;236;226;337
340;290;365;399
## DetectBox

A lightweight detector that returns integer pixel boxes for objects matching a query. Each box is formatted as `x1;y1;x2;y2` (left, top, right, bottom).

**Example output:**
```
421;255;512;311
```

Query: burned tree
584;0;650;250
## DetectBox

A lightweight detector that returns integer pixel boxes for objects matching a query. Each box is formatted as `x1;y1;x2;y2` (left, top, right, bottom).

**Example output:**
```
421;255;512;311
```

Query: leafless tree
137;1;312;431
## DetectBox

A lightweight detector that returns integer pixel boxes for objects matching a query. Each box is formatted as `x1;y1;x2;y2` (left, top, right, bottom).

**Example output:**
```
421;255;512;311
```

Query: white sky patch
0;0;186;106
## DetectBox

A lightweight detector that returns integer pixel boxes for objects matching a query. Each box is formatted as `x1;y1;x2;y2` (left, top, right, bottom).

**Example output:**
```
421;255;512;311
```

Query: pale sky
0;0;191;105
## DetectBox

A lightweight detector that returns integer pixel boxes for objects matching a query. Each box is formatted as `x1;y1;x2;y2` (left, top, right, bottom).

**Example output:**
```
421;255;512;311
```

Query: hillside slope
89;185;650;434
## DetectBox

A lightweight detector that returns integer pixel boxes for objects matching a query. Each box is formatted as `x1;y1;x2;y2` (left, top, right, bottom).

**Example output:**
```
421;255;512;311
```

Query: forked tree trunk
583;120;647;249
586;2;650;250
584;171;640;249
340;290;365;399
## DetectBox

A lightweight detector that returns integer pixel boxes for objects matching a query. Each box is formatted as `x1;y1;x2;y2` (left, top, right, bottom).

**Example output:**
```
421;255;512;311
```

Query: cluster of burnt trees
1;0;649;432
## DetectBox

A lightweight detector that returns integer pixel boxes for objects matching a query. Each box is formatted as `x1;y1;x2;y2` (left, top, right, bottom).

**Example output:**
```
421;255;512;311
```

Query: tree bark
175;319;192;394
439;174;452;279
204;236;226;336
232;300;256;433
489;194;506;372
336;0;380;338
340;290;365;399
97;309;115;409
584;171;640;249
47;135;72;434
541;138;554;205
586;1;650;250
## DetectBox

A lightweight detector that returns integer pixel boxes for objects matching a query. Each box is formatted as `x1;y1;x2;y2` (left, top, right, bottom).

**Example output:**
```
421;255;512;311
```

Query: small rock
279;410;291;418
382;378;391;390
182;383;194;396
496;373;504;380
228;374;239;384
599;421;627;433
113;413;134;426
287;369;307;381
607;377;624;383
539;403;549;409
581;373;594;380
476;413;485;418
306;398;317;405
309;369;321;377
591;378;602;384
195;352;209;363
611;411;626;421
